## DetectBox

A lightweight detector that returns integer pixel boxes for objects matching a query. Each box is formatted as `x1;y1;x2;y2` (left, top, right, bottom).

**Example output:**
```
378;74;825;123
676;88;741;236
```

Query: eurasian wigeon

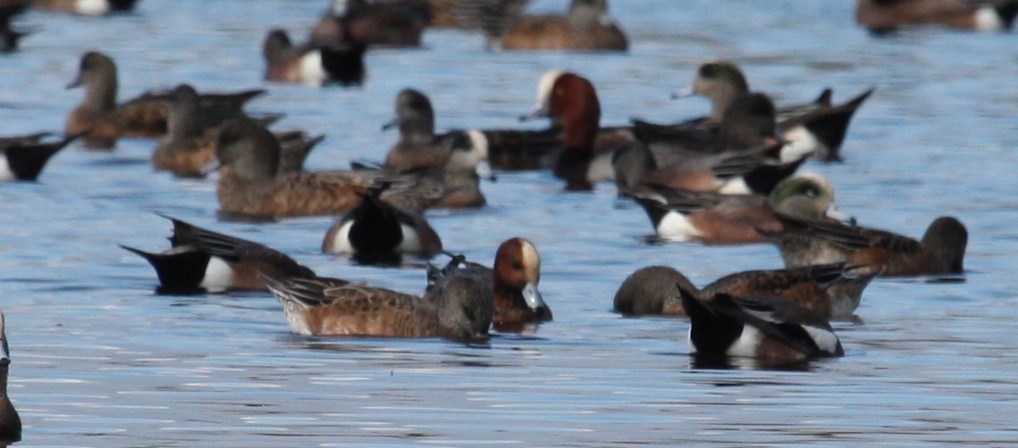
856;0;1018;33
426;238;552;333
263;28;366;87
765;215;969;277
679;285;844;365
0;312;21;445
262;273;493;342
121;214;316;294
0;132;79;181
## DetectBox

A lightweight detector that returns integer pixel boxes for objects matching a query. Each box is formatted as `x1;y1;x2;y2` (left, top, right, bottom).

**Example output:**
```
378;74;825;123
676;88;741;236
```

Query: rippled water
2;0;1018;446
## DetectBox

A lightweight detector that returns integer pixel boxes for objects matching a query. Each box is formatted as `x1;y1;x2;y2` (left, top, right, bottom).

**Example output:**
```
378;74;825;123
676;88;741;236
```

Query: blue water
2;0;1017;446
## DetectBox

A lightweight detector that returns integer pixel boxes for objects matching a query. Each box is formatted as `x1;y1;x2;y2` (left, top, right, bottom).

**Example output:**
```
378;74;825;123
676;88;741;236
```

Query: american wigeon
66;51;267;149
425;238;551;333
0;132;79;181
152;84;216;178
856;0;1018;32
383;88;456;172
420;129;492;208
628;172;846;243
311;0;426;47
0;2;27;52
648;60;874;162
679;285;844;365
618;137;807;196
614;262;877;320
263;28;366;87
262;273;493;342
121;214;316;294
215;117;442;218
765;215;969;277
29;0;138;15
473;0;628;51
322;184;443;264
0;312;21;445
516;71;607;190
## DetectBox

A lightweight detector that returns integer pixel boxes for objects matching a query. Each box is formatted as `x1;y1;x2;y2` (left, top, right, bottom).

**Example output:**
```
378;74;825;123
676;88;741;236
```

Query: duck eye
511;260;523;270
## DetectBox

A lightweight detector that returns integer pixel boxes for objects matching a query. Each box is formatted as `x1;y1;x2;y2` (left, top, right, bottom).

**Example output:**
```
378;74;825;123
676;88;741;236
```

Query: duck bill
381;117;401;131
671;86;694;100
522;282;552;321
518;105;549;122
200;160;222;177
66;73;84;89
825;204;856;226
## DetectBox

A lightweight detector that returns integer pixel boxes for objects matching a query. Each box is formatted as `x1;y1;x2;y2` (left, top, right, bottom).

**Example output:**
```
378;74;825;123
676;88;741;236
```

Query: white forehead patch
519;239;541;280
534;69;565;111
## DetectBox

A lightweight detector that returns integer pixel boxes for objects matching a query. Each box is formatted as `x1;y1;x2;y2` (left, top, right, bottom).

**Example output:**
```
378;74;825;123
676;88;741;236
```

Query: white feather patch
299;51;328;86
975;6;1005;31
802;324;842;354
655;211;700;241
781;125;824;162
718;177;751;195
325;220;355;254
0;156;15;181
199;256;234;293
398;223;421;253
77;0;110;15
726;325;761;358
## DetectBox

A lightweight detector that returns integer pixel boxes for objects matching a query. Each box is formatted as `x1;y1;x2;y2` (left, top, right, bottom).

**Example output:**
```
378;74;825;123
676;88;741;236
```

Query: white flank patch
0;156;15;181
466;130;489;160
281;299;312;335
587;151;615;182
976;6;1005;31
726;325;761;358
718;177;751;195
398;224;421;253
655;211;699;241
77;0;110;15
781;125;823;162
327;220;355;254
199;256;234;293
299;51;328;87
802;325;841;355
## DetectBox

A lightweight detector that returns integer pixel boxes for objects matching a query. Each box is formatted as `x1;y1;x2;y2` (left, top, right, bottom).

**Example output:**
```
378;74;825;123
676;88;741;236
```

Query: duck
311;0;426;47
0;132;79;181
424;238;552;333
215;117;445;218
262;273;493;342
0;312;21;445
66;51;267;149
856;0;1018;33
678;285;844;365
639;60;874;162
152;84;216;178
322;184;443;265
764;215;969;277
615;262;878;320
121;214;316;294
481;69;632;171
28;0;139;15
263;28;366;87
627;172;847;243
470;0;628;51
383;88;461;173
